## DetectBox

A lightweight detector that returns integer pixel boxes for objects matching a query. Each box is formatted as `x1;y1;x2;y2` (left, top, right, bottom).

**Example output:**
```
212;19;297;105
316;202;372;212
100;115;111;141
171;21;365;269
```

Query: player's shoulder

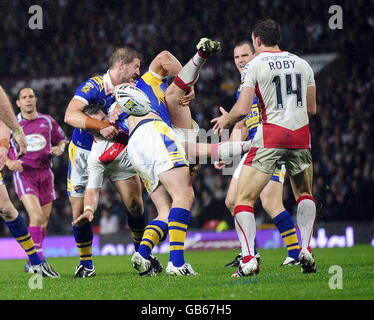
76;74;105;93
288;51;313;70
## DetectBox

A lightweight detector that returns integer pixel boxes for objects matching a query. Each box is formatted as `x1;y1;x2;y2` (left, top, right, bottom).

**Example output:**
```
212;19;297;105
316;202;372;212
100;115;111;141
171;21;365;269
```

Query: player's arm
0;120;24;171
0;120;10;170
72;157;104;226
211;86;255;135
65;97;118;140
307;85;316;116
229;120;248;142
0;86;27;158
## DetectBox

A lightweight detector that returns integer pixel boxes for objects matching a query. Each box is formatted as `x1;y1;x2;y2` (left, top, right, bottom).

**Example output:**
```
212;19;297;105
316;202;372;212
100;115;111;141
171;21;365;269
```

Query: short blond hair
108;46;141;69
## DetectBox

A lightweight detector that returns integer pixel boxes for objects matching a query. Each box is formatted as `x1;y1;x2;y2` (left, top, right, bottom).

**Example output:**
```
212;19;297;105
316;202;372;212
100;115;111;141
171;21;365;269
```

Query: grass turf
0;244;373;300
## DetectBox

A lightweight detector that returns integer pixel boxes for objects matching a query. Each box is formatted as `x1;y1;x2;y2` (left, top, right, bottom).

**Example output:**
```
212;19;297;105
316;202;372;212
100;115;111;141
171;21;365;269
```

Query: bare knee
0;202;18;222
127;198;144;217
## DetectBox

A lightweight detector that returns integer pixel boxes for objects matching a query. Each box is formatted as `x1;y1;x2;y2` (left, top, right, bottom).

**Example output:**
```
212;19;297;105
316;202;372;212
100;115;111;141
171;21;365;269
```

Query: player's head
109;46;141;84
83;103;106;121
16;87;37;114
251;19;281;51
233;40;255;74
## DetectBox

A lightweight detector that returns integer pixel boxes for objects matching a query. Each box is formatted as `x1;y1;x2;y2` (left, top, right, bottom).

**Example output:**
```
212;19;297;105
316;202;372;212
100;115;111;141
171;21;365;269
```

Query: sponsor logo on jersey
26;134;47;152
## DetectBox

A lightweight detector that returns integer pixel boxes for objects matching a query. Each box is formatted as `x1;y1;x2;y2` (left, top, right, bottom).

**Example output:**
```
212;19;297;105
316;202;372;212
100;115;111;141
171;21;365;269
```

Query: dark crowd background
0;0;373;236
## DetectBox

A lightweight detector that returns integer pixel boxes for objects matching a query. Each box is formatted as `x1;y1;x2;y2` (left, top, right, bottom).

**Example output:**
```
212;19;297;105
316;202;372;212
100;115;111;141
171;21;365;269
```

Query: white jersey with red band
241;51;315;149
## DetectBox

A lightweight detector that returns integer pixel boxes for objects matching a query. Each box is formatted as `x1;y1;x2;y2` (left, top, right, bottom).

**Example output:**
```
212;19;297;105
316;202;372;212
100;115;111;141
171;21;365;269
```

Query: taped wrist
85;117;111;131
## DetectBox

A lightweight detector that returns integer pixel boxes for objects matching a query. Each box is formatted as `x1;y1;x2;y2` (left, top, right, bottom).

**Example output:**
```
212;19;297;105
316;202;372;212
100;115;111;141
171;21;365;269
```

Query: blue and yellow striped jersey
135;69;171;126
72;72;116;150
236;88;259;141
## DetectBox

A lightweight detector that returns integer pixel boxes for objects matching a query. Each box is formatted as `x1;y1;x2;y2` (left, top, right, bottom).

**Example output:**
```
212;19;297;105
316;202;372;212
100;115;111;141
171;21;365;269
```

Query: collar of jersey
103;70;115;95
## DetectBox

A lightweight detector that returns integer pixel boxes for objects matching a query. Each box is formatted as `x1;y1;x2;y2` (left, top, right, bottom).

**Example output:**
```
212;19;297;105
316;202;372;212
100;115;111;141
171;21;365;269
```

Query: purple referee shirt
8;112;68;170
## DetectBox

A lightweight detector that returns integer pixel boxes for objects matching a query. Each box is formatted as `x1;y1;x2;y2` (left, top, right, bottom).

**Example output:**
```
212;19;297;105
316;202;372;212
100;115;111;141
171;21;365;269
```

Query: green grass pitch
1;245;373;300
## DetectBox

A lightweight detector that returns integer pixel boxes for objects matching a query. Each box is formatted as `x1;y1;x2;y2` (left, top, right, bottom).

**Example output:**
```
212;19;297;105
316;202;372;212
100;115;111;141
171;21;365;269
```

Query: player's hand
108;107;122;124
211;107;230;135
214;160;226;170
72;211;94;226
50;146;63;157
6;159;24;172
99;125;118;140
0;146;7;170
180;86;195;106
13;133;27;159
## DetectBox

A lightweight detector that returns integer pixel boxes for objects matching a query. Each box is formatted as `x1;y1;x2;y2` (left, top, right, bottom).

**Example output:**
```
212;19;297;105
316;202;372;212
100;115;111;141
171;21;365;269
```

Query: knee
127;198;144;217
0;202;18;222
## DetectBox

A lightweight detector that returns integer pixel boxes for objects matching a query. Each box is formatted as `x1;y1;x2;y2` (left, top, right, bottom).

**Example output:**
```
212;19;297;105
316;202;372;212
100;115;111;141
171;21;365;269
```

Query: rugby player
111;38;222;276
212;20;317;276
64;47;147;278
216;41;300;268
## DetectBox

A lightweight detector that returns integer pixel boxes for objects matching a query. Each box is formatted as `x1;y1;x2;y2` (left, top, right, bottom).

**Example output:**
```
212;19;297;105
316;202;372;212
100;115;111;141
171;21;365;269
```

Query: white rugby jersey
241;51;315;149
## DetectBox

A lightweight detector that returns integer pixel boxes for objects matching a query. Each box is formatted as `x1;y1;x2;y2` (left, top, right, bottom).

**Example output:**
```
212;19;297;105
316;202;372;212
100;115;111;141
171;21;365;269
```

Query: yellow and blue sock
273;211;300;260
138;219;168;259
5;213;43;266
168;207;190;267
72;222;93;269
128;210;147;252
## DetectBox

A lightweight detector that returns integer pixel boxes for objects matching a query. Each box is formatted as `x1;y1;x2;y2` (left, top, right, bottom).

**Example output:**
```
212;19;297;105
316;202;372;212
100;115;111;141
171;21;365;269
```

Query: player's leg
131;184;171;276
260;176;300;265
232;164;271;277
166;38;221;118
112;175;146;252
67;142;94;276
0;184;59;277
288;150;316;273
223;176;244;267
158;166;197;275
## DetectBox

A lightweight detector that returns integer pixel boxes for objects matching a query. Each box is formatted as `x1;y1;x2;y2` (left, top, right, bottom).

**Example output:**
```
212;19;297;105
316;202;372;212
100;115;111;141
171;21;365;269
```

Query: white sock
296;197;316;250
234;205;256;258
174;52;206;90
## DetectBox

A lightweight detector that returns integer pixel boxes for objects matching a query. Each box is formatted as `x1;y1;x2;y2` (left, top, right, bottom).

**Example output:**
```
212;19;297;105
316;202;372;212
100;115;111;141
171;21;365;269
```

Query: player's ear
16;99;21;108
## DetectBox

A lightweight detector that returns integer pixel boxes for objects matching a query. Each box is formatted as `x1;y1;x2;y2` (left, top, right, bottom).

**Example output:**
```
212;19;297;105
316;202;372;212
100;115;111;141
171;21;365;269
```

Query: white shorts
67;142;90;197
87;138;137;189
127;119;188;194
171;119;199;144
233;151;286;184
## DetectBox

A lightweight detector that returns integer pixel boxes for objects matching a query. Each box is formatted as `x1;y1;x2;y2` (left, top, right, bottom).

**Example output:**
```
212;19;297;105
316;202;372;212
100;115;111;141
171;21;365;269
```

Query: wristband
84;205;95;214
0;138;9;149
85;117;111;131
13;128;24;136
59;145;65;153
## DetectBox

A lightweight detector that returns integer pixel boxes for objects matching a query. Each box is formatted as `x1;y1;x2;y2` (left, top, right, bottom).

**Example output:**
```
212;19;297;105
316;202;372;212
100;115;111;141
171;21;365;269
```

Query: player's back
243;51;315;149
135;69;171;126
